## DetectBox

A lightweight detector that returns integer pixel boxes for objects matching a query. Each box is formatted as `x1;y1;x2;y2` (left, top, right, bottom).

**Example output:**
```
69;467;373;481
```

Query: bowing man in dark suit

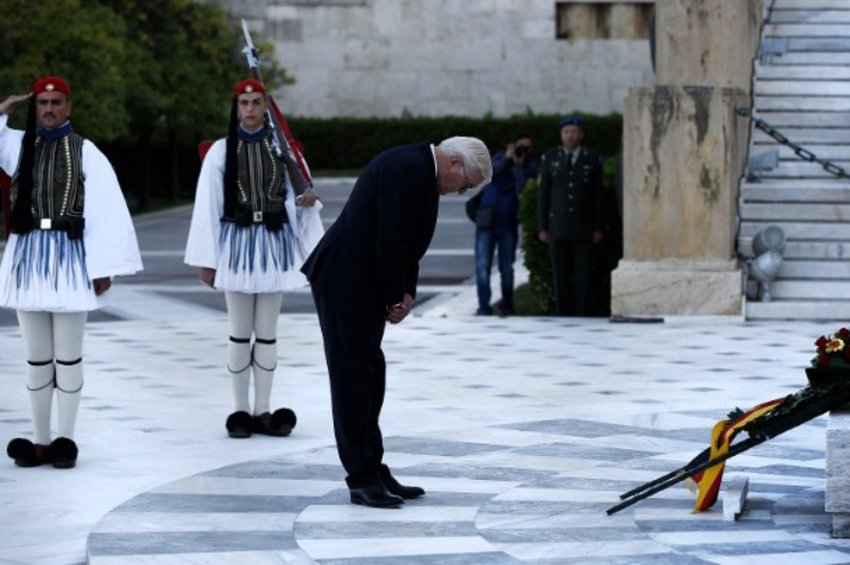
302;137;492;508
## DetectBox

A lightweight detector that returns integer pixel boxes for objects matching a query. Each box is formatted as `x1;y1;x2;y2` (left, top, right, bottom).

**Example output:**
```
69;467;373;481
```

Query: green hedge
99;112;621;210
288;113;622;170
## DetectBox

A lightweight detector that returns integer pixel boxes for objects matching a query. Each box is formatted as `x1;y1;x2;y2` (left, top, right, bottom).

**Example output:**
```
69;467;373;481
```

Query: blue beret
559;116;584;129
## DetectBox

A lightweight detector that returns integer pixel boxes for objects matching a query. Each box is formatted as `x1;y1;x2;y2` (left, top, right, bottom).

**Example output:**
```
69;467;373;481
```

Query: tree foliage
0;0;129;141
0;0;294;206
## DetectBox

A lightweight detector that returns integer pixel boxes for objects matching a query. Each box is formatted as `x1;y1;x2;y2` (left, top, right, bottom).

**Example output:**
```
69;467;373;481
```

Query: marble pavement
2;280;850;563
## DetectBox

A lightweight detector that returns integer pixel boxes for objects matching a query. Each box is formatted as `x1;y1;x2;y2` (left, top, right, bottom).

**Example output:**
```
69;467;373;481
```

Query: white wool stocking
26;360;54;445
226;292;254;413
53;313;86;439
251;293;283;415
17;311;86;443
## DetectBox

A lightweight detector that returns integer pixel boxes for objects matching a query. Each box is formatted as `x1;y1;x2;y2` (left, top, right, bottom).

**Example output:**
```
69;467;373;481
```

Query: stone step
785;38;850;51
778;260;850;280
751;111;850;128
746;299;850;321
741;183;850;203
741;202;850;221
755;96;850;111
757;65;850;80
738;219;850;239
773;0;850;10
770;279;850;300
751;143;850;160
754;161;850;179
755;80;850;96
766;23;850;37
740;220;850;241
741;178;850;189
771;10;850;24
753;128;850;144
739;239;850;260
766;52;850;65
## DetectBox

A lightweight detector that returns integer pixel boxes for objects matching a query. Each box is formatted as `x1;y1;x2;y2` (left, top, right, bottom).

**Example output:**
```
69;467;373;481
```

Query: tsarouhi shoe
226;411;253;438
50;437;78;469
6;438;51;467
252;408;297;437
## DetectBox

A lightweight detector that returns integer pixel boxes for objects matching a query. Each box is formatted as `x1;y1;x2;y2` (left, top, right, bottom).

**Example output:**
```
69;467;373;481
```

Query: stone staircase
740;0;850;320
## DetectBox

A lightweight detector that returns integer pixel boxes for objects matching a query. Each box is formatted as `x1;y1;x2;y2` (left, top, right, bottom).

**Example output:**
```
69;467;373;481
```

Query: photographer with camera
473;134;537;316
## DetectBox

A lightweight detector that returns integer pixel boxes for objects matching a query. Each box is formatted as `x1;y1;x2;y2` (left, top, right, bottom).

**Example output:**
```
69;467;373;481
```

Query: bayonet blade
241;19;260;69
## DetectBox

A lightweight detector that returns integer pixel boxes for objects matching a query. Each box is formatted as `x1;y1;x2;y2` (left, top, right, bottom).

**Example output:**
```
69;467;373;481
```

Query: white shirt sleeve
184;139;226;269
0;114;24;175
81;140;143;279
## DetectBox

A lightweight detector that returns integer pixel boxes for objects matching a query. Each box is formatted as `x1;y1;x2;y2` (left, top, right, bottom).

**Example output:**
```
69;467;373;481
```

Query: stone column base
826;405;850;537
611;259;743;316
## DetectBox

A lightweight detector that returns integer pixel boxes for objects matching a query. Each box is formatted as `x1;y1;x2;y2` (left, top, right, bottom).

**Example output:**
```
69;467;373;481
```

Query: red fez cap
233;79;266;98
32;76;71;97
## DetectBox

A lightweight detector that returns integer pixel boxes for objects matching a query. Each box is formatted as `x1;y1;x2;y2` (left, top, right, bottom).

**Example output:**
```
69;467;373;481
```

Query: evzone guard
185;78;322;439
0;76;142;468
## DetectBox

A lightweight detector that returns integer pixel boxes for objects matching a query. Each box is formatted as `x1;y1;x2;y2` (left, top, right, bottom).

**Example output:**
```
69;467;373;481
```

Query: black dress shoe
380;466;426;499
349;484;404;508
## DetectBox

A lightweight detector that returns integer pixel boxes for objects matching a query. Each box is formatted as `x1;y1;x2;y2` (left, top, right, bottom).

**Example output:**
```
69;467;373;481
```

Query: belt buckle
253;211;263;223
39;218;52;230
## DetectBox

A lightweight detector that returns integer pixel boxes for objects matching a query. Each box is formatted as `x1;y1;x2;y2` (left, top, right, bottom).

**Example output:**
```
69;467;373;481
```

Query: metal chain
736;107;850;179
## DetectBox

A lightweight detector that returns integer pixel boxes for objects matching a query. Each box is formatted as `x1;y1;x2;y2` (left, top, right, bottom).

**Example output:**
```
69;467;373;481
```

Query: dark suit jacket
301;143;440;311
537;146;604;243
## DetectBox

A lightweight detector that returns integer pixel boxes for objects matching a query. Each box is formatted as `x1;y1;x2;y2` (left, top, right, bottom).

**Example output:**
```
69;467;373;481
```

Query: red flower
839;328;850;340
816;336;828;350
819;354;831;367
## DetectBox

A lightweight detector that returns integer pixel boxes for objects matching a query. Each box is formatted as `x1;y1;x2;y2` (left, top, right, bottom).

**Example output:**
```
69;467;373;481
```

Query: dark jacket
537;146;604;242
478;151;538;229
301;143;439;309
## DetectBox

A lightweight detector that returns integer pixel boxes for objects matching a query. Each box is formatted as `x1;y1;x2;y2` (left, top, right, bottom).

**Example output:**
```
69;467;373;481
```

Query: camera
514;144;527;157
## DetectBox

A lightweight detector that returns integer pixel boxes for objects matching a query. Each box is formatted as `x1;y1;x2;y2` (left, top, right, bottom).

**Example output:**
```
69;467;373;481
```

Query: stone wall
203;0;656;117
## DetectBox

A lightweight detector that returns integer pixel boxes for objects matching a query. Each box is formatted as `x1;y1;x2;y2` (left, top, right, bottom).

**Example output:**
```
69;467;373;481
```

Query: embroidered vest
222;133;288;230
10;130;85;239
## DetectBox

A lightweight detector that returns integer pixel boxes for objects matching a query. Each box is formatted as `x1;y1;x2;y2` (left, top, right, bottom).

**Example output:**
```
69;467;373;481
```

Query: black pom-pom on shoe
7;438;51;468
253;408;296;437
50;437;78;469
226;411;253;438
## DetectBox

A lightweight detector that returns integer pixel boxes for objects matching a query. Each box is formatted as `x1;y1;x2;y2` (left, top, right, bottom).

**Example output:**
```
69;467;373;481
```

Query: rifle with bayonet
241;20;312;197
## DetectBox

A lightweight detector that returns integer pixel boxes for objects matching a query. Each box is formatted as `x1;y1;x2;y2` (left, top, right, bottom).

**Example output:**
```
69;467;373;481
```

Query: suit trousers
312;289;387;488
549;240;591;316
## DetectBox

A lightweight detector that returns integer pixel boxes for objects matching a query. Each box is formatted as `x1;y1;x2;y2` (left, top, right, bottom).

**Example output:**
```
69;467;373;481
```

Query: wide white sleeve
184;139;226;269
296;200;324;260
81;140;143;279
282;162;325;262
0;114;24;175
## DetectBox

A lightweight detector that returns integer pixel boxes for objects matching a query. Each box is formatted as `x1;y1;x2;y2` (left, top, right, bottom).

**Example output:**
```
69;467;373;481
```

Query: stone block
611;259;742;316
833;514;850;538
826;405;850;538
723;476;749;521
621;85;750;261
655;0;764;90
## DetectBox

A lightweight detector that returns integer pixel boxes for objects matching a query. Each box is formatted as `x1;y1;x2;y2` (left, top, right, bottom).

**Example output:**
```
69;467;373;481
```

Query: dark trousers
474;224;518;312
549;240;591;316
312;289;387;488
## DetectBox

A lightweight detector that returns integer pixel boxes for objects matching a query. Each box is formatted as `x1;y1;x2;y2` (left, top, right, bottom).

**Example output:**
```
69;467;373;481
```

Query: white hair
437;136;493;187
